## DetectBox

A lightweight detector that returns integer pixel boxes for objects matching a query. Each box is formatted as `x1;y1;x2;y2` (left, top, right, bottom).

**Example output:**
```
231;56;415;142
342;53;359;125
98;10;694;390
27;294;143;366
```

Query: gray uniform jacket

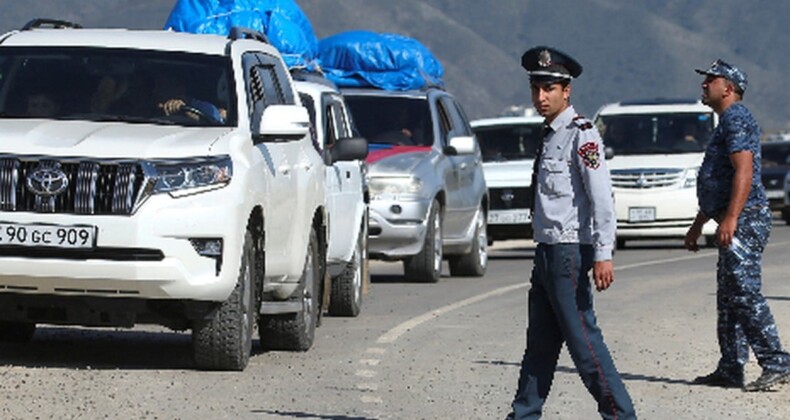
533;105;616;261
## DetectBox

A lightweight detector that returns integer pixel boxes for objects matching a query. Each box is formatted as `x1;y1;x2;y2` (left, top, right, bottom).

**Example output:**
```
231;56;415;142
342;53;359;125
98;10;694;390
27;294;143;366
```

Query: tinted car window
474;123;542;162
595;112;714;155
761;142;790;168
344;96;432;146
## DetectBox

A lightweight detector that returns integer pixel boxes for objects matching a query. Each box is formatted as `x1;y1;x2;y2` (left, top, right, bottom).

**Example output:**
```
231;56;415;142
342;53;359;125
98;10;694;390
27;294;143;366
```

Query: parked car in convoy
594;99;719;249
0;19;357;370
471;115;543;244
760;140;790;211
293;75;369;317
342;87;489;282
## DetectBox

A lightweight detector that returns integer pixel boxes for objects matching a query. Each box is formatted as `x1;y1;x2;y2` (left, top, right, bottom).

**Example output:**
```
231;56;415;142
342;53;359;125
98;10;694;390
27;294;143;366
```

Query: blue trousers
716;206;790;379
511;243;635;420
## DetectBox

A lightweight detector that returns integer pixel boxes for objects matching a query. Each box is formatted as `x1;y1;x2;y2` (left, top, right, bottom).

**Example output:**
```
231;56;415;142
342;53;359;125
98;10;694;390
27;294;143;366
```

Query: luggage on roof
164;0;318;70
318;30;444;91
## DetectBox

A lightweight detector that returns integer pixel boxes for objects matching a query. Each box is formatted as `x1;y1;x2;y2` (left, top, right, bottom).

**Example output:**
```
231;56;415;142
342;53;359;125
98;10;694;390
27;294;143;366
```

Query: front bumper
0;187;246;303
367;198;431;260
614;187;716;239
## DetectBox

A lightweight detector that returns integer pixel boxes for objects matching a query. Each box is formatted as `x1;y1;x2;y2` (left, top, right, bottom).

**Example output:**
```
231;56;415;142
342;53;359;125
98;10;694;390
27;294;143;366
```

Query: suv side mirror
445;135;475;156
254;105;310;144
329;136;369;164
605;146;615;159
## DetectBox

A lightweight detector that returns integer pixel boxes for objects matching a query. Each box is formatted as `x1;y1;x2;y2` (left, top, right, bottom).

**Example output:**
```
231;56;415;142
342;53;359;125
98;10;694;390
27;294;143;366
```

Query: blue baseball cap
695;59;748;93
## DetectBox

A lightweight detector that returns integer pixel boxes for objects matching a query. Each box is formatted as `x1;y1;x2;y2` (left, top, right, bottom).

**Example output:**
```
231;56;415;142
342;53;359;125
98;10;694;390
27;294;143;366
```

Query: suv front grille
0;156;145;215
610;169;683;189
490;187;531;210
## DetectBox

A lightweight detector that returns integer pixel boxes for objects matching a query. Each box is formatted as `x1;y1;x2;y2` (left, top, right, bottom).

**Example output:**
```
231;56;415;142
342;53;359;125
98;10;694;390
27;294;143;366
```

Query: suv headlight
146;156;232;197
682;167;699;189
368;176;424;200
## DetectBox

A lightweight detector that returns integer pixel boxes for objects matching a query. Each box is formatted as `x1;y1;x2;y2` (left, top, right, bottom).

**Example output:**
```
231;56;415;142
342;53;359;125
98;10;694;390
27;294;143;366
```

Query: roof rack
228;27;269;44
22;18;82;31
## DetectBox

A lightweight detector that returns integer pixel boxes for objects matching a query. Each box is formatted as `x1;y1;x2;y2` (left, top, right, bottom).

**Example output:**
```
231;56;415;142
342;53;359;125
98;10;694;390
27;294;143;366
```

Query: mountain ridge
1;0;788;131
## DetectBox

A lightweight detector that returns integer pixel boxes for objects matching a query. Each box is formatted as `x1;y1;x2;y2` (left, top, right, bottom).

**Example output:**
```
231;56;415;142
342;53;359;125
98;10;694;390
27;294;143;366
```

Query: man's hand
593;260;614;291
160;99;187;116
684;224;702;252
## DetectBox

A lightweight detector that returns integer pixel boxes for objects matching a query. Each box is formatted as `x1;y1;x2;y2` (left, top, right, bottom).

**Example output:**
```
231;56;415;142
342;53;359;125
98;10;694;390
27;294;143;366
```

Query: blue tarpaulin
318;30;444;91
164;0;318;70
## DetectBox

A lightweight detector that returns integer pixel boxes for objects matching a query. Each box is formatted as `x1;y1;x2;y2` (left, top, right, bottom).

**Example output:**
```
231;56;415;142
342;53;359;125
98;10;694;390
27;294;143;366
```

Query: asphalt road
3;220;790;419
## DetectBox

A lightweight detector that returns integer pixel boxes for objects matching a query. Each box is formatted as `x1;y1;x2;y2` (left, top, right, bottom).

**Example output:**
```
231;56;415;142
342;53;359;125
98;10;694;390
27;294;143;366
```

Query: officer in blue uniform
685;59;790;391
507;46;636;420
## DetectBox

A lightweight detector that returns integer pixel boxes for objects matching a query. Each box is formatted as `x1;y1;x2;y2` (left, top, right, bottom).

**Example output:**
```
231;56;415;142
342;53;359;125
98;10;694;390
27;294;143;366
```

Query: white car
471;115;543;244
594;99;719;248
294;76;369;317
0;19;326;370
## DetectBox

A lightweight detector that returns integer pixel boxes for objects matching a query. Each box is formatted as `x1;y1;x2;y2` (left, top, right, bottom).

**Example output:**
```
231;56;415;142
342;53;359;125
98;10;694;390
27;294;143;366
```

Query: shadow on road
0;326;271;370
251;410;377;420
474;360;695;386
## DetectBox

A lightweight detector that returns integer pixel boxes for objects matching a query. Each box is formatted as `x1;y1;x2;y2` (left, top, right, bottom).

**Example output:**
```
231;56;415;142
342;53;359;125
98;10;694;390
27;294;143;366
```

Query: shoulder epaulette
572;115;593;131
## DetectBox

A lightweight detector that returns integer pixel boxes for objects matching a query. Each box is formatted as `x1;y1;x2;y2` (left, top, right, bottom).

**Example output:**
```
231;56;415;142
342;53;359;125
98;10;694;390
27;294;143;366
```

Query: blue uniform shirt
532;106;616;261
697;103;767;218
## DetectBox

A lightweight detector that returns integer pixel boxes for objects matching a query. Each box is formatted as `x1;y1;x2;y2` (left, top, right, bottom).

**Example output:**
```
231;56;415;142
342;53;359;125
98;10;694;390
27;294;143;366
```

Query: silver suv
343;87;488;282
0;19;330;370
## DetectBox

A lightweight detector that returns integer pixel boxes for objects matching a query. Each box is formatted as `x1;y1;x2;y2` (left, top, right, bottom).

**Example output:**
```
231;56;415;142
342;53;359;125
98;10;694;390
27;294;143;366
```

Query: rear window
594;112;715;155
473;123;541;162
344;95;432;147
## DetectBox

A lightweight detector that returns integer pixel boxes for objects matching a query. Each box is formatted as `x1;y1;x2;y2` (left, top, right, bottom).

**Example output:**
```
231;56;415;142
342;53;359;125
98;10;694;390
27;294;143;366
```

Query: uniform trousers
716;206;790;379
511;243;635;420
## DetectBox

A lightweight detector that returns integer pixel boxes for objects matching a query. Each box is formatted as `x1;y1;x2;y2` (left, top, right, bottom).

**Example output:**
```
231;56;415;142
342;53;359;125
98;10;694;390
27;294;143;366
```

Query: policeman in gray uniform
507;46;636;420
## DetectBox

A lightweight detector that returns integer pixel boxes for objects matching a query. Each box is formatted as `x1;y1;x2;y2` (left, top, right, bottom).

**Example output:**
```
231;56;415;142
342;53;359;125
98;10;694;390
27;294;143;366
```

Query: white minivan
593;99;718;249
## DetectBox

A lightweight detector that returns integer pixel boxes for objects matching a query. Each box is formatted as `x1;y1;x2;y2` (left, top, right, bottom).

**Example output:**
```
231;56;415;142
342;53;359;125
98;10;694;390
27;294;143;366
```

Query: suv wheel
449;203;488;277
404;199;442;283
329;217;368;317
259;229;321;351
192;229;256;371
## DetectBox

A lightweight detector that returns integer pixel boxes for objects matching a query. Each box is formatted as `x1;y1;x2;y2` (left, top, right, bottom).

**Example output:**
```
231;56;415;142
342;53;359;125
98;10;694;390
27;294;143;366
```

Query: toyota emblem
26;162;69;197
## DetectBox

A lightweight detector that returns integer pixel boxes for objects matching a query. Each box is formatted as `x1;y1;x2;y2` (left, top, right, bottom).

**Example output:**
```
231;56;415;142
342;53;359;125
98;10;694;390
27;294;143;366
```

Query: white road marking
355;369;377;378
375;239;790;345
366;347;387;355
360;395;383;404
356;383;379;392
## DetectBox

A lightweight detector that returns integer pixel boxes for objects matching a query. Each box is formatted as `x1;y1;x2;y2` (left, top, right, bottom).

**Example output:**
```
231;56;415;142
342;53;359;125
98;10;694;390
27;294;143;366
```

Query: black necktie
528;124;551;212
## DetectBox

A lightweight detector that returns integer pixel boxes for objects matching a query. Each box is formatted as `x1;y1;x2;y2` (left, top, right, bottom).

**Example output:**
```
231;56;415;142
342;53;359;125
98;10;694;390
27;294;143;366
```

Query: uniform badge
577;142;600;169
538;50;552;67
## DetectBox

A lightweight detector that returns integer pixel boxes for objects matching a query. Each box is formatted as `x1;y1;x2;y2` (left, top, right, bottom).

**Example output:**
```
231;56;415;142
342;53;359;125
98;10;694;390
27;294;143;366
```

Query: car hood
0;120;233;158
483;160;533;187
366;145;435;175
607;153;703;171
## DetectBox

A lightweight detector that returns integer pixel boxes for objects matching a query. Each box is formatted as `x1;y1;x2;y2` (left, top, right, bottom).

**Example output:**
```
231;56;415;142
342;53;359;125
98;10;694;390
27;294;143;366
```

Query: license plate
628;207;655;222
766;190;784;199
488;209;531;225
0;222;96;249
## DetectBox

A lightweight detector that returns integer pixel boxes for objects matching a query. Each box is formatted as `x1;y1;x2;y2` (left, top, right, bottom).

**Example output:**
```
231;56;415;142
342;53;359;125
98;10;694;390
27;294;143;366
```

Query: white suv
471;114;543;244
294;76;369;317
0;19;326;370
594;99;718;248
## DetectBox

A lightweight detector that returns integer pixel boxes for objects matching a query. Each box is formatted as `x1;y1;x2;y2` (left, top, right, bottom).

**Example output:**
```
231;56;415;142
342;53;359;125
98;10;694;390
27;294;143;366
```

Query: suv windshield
344;96;432;147
595;112;714;155
761;142;790;168
474;123;541;162
0;47;236;127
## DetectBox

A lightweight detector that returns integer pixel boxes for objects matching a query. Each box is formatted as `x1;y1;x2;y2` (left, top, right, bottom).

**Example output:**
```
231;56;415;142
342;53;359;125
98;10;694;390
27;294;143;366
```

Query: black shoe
692;370;743;388
743;370;790;392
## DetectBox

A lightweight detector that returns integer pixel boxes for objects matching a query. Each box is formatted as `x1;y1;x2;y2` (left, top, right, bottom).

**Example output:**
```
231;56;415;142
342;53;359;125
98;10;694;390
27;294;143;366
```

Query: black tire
616;237;626;250
192;229;257;371
259;229;321;351
449;204;488;277
0;322;36;342
404;199;442;283
329;217;367;317
704;235;717;248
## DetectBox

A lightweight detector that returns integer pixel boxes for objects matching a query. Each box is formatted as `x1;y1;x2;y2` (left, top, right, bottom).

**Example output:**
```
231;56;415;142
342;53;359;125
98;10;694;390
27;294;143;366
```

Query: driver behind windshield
153;73;226;124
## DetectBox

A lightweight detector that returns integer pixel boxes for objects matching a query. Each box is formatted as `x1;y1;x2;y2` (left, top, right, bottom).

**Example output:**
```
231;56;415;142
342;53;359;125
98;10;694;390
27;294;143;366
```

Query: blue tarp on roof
164;0;318;70
318;30;444;91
